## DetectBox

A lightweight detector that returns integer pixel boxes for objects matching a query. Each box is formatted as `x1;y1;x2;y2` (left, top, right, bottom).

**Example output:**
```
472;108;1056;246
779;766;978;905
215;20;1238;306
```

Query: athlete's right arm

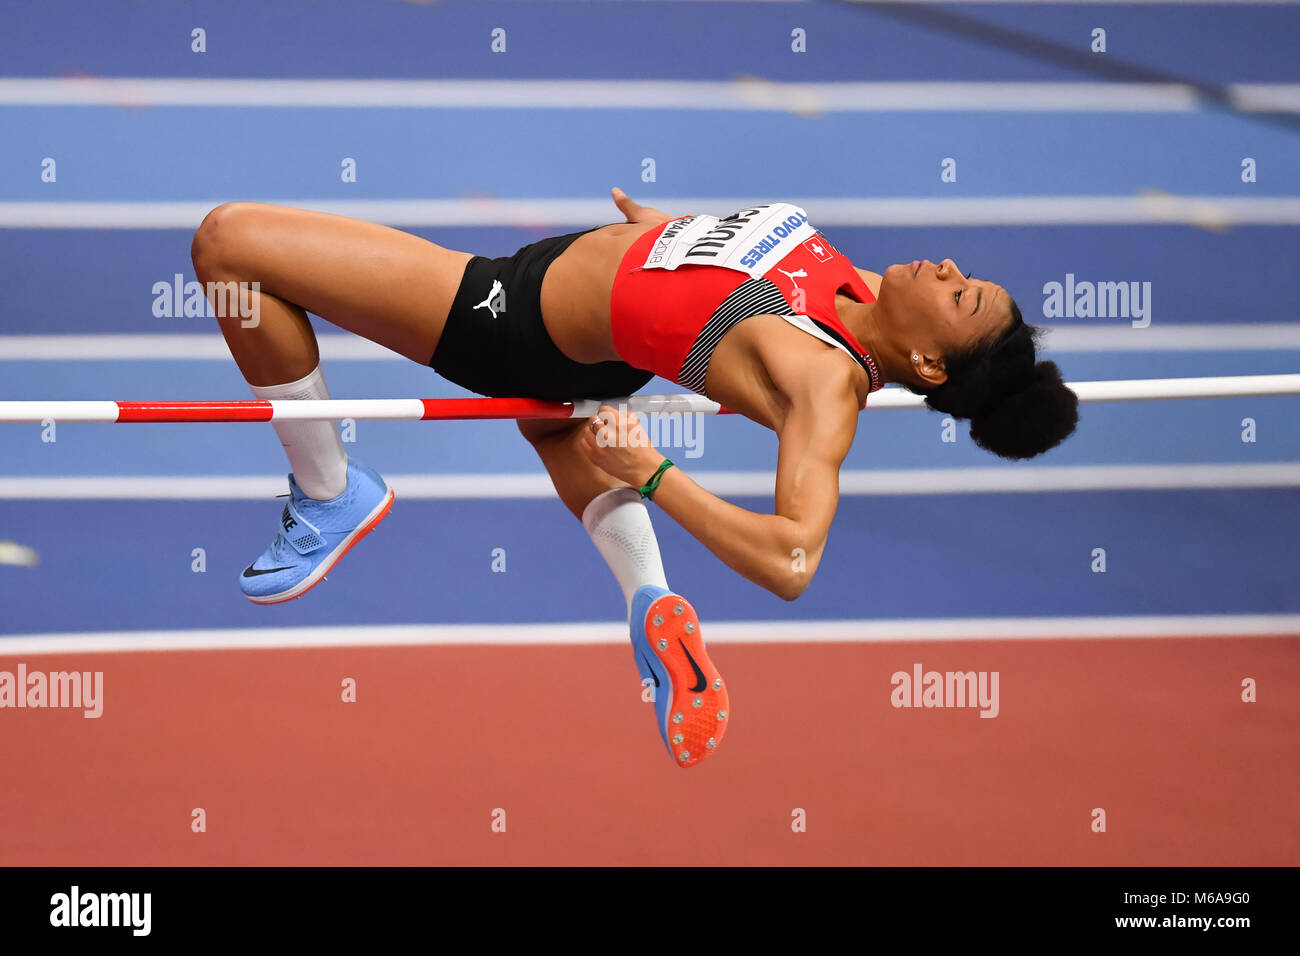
583;358;860;600
656;363;858;600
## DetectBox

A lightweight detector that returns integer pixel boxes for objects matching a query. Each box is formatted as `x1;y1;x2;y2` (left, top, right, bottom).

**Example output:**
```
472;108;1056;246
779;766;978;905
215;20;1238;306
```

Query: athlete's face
879;258;1012;365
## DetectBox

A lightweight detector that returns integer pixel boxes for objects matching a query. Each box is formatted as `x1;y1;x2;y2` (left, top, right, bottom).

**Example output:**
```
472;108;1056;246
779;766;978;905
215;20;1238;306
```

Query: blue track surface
3;109;1296;200
3;488;1299;634
1;1;1297;634
4;1;1298;84
3;226;1297;330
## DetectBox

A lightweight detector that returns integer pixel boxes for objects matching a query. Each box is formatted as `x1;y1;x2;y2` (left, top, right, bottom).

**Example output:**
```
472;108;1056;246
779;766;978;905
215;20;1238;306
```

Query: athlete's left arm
582;362;858;600
610;187;673;225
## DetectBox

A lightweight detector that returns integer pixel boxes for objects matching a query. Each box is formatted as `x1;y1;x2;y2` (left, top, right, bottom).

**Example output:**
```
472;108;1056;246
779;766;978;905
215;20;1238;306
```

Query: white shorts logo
473;279;506;318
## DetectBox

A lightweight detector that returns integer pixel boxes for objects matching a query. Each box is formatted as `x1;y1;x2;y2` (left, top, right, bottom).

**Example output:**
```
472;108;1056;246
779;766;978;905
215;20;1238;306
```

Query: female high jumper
190;190;1078;768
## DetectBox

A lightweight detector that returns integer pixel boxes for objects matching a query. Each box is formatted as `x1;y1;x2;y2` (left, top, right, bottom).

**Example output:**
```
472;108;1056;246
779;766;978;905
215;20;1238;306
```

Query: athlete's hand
611;187;673;226
581;405;666;487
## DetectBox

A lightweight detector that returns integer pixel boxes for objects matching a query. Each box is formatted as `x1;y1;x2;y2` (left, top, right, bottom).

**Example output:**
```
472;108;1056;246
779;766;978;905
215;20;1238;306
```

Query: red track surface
2;636;1296;865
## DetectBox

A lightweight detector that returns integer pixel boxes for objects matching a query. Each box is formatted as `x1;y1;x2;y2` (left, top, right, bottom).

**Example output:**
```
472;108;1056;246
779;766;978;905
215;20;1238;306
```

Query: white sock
249;364;348;500
582;488;670;617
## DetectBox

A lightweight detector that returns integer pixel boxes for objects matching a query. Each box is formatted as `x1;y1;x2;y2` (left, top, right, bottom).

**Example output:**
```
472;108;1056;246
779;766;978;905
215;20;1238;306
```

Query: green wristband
638;459;675;501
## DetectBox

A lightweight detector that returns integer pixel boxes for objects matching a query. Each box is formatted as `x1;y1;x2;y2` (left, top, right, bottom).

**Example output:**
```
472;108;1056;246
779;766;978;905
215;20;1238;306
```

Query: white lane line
2;615;1297;655
1;464;1298;500
0;77;1294;112
0;334;403;360
1043;325;1300;352
4;325;1300;360
2;78;1293;111
3;77;1296;113
4;196;1300;229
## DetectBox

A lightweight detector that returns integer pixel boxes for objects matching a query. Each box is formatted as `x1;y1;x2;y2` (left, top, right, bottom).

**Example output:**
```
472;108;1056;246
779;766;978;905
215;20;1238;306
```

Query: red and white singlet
609;203;882;403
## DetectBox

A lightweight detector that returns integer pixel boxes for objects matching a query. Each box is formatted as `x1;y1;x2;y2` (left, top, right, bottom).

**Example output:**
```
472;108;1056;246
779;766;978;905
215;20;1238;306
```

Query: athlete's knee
191;202;258;279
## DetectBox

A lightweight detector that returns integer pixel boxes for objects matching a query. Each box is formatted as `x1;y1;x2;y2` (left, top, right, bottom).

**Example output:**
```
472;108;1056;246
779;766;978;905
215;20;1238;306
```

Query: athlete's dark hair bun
969;359;1078;460
913;298;1079;460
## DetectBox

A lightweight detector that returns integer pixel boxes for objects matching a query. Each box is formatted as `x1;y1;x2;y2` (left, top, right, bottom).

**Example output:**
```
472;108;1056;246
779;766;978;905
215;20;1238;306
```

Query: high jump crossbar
0;374;1297;424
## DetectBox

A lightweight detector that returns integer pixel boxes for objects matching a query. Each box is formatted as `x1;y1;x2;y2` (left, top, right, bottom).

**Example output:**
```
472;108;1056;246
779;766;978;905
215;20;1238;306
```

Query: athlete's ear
911;350;947;388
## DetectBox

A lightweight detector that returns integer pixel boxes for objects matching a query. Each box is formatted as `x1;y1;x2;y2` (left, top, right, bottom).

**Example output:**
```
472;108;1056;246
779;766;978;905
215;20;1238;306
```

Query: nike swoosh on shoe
243;565;293;577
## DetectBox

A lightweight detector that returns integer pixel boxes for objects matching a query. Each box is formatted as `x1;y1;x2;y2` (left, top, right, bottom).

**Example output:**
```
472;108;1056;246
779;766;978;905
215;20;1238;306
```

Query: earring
911;353;919;363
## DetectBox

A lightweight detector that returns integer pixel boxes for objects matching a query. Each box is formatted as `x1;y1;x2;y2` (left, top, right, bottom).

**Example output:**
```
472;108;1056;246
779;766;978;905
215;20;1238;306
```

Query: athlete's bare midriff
539;221;655;365
539;219;881;430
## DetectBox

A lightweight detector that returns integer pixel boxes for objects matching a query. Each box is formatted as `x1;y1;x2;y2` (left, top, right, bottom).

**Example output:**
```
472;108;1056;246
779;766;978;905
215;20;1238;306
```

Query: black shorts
429;228;655;401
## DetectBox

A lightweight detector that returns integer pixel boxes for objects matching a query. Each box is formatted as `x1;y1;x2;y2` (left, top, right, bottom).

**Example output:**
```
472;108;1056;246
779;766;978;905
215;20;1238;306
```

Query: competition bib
640;203;819;279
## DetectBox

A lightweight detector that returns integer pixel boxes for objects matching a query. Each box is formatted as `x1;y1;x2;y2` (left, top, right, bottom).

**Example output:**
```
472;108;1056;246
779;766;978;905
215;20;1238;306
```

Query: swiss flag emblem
803;237;833;262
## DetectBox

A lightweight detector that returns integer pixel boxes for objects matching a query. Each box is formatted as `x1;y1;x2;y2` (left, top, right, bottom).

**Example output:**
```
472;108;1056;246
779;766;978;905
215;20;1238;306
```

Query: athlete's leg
191;201;472;384
191;202;471;500
519;418;727;769
189;202;471;601
517;419;629;520
518;419;669;611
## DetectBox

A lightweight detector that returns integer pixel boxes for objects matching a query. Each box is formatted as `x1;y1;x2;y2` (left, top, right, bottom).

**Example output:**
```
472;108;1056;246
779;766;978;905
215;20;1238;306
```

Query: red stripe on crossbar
103;398;729;423
419;398;575;420
115;401;275;423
